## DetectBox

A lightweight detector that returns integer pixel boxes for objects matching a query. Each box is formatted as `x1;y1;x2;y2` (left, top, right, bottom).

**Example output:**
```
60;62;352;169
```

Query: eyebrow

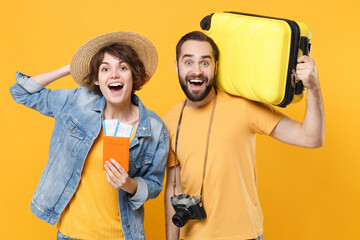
100;60;126;65
181;54;212;60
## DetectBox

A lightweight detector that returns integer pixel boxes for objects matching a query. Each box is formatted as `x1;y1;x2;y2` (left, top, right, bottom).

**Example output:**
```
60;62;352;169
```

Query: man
163;31;324;240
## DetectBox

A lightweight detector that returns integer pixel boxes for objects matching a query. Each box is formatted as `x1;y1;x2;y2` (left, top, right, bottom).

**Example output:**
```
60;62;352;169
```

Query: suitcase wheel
200;14;214;30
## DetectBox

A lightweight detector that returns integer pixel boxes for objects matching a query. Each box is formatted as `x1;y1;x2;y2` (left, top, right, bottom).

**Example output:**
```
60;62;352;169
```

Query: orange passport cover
103;136;129;171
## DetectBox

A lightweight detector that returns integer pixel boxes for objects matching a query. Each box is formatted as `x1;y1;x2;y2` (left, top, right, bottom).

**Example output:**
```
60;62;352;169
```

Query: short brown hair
84;43;148;94
176;31;219;62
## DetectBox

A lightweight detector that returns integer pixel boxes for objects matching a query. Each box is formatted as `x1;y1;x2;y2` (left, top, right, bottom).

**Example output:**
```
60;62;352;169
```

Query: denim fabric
56;231;78;240
10;72;169;240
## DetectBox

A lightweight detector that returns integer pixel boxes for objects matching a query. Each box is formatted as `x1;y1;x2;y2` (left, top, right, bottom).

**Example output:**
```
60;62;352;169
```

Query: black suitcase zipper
200;12;301;107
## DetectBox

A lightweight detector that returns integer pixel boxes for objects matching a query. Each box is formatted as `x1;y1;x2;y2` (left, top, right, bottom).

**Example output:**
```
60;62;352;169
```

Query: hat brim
70;31;158;87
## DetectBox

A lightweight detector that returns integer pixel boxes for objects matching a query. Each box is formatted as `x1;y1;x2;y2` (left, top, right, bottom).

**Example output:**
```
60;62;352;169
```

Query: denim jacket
10;72;169;240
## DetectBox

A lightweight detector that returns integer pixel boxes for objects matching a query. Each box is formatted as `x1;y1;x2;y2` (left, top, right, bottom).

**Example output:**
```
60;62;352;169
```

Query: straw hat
70;31;158;87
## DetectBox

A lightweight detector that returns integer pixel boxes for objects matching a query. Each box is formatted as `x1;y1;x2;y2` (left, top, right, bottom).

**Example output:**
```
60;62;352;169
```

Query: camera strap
173;90;217;202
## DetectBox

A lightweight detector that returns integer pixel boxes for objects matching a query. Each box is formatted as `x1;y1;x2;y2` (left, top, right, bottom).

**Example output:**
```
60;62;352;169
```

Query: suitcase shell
200;12;311;107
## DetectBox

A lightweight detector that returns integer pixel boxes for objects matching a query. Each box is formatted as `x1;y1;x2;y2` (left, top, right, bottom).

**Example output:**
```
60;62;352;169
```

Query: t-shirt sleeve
247;101;284;135
162;110;180;167
166;147;179;167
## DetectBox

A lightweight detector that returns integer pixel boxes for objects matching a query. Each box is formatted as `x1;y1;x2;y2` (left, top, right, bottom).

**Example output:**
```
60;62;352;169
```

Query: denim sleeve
9;71;75;118
128;125;170;210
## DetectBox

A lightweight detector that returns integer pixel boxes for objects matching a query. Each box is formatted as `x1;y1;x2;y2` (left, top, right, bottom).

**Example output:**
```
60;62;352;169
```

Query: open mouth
108;83;124;92
188;79;205;87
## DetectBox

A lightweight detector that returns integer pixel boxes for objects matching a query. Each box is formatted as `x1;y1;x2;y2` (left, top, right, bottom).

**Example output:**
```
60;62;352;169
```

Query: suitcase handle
295;37;311;95
300;36;311;56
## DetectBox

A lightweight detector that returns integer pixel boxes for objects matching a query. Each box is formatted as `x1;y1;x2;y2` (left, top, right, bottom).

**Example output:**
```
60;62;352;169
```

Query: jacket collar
91;96;106;112
132;94;151;137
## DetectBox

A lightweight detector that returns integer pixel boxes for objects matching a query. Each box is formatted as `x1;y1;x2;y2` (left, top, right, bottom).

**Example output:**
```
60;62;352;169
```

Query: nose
192;63;203;76
110;68;120;79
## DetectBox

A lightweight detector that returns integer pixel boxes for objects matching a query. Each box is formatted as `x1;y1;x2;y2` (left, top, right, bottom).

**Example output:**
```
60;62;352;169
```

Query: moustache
185;74;207;82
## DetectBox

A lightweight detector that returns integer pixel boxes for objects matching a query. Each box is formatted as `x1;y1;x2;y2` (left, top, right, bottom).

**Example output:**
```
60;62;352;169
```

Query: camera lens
172;209;191;228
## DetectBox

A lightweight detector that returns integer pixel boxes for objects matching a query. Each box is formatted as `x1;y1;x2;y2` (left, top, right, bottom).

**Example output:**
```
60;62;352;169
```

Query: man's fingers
297;55;310;63
295;69;309;76
296;62;308;71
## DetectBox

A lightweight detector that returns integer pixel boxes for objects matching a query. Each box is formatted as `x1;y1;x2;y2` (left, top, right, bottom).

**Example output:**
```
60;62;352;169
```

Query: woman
10;32;169;240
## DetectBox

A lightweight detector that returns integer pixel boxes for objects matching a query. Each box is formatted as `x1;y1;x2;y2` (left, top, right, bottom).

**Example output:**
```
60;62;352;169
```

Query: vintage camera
170;194;207;227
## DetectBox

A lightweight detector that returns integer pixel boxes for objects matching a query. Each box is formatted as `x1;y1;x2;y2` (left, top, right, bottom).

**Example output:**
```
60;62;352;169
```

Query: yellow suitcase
200;12;311;107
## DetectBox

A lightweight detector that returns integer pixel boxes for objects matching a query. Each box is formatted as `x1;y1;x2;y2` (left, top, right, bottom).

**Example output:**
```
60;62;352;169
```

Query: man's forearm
165;166;181;240
302;85;325;147
165;193;179;240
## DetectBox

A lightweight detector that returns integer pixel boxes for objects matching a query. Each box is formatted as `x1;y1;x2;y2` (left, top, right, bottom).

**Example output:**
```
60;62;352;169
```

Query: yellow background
1;0;359;239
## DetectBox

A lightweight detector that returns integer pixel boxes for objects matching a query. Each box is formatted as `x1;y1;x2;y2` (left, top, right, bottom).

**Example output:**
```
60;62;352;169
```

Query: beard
178;72;215;102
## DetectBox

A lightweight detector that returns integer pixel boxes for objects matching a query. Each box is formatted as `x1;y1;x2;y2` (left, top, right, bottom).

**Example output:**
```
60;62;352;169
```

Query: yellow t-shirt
57;128;134;240
162;90;284;240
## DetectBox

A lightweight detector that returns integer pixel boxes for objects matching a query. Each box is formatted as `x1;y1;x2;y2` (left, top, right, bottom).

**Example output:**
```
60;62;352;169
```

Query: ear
174;60;179;75
215;61;219;75
94;80;99;86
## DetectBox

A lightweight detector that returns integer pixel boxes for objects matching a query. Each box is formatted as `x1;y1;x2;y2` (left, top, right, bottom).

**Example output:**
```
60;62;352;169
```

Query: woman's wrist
58;64;70;77
123;178;138;195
